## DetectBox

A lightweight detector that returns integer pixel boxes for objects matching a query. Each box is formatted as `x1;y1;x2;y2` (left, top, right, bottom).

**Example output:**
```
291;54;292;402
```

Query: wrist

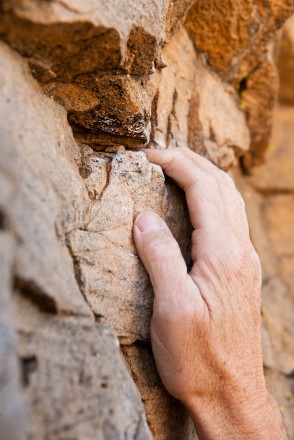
183;382;286;440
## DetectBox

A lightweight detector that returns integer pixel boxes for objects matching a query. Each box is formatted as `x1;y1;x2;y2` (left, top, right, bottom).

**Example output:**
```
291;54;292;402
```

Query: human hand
133;148;286;440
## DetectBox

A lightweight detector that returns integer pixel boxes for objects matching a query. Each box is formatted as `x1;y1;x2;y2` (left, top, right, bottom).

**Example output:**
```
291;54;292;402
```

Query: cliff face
0;1;293;439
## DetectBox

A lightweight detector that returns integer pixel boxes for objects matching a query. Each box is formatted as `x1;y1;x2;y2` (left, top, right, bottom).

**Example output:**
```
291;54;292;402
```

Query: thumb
133;212;188;295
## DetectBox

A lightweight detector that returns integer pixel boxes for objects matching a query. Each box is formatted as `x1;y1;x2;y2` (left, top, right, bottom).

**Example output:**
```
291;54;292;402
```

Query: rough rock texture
1;0;291;166
0;40;192;439
185;0;294;168
0;1;294;439
14;294;152;440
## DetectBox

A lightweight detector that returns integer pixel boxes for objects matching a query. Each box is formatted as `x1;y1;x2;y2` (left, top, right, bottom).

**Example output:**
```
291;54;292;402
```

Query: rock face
277;15;294;104
232;104;294;438
0;1;293;439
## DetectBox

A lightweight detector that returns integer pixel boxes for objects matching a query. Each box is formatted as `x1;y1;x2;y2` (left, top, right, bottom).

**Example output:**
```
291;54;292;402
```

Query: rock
0;0;199;151
263;195;294;297
185;0;294;167
232;98;294;436
0;42;92;317
13;293;152;440
1;0;294;438
122;345;197;440
278;15;294;104
0;40;194;436
149;27;250;169
0;234;26;440
248;106;294;192
67;149;192;342
0;0;288;166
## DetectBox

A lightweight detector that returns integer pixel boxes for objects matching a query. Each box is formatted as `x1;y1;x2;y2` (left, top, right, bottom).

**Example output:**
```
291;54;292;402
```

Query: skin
133;148;287;440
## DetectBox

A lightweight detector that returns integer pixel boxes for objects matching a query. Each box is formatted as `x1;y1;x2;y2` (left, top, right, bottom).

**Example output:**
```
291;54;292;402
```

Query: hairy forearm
185;387;287;440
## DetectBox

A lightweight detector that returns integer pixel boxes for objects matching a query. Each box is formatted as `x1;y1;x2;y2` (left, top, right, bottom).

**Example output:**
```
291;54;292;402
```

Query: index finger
144;148;229;230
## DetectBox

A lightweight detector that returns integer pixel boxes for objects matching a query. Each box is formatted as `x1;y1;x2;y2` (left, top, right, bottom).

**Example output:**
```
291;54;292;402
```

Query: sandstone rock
263;195;294;297
13;293;152;440
68;149;192;343
0;41;194;437
0;0;198;150
232;98;294;435
185;0;294;167
0;42;92;317
1;0;287;167
122;345;197;440
0;234;26;440
149;27;250;169
1;0;294;438
278;15;294;104
248;106;294;192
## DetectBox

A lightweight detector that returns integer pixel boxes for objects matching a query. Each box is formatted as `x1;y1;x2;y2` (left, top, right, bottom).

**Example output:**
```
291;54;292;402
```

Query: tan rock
13;293;152;440
248;106;294;192
1;0;294;438
185;0;294;167
0;40;194;436
0;234;26;440
150;27;250;169
263;194;294;296
1;0;286;166
0;42;91;317
67;150;192;342
278;15;294;104
122;345;197;440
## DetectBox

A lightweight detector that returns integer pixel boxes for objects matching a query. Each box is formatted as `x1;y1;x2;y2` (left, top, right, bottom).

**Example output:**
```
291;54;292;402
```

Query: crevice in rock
0;208;8;230
14;277;58;314
21;355;38;387
65;233;96;317
248;187;294;196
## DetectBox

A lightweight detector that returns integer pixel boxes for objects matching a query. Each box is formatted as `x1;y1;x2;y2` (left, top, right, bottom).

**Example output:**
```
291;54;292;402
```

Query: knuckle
218;170;236;188
235;191;246;209
248;248;262;280
233;243;262;280
173;147;189;161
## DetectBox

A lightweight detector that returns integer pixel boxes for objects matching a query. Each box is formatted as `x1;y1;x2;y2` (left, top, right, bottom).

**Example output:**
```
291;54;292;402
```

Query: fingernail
135;212;164;233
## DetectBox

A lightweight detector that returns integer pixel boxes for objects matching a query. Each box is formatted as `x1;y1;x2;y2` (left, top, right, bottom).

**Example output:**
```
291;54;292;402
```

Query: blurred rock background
232;14;294;436
0;2;293;439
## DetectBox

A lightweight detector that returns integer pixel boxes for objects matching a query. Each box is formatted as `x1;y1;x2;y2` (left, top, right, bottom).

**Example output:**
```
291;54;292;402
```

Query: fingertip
134;212;165;234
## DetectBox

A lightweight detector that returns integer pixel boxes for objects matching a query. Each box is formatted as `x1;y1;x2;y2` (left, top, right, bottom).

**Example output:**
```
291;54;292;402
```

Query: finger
133;211;202;304
144;148;229;229
181;148;249;237
144;149;232;231
144;148;249;238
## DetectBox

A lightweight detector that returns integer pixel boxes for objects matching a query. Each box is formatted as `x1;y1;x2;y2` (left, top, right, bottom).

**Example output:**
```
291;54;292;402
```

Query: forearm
185;387;287;440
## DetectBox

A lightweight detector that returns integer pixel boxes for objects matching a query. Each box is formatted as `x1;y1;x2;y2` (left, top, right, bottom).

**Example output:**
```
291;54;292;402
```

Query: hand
133;148;286;440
